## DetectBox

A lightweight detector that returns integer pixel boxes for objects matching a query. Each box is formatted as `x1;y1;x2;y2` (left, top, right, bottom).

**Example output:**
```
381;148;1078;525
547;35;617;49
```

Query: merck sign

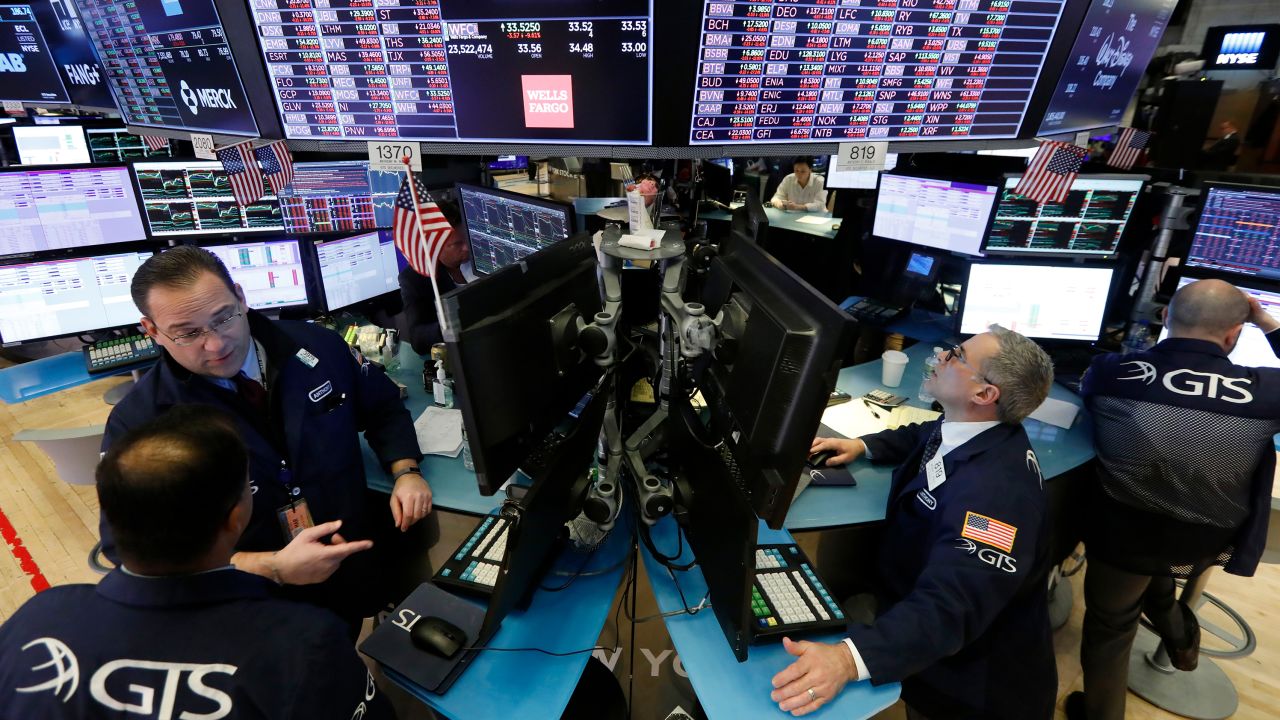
1216;31;1267;65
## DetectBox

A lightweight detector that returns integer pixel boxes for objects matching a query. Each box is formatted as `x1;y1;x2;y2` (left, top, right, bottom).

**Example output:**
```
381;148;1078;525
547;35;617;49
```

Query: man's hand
810;437;865;466
785;201;805;212
390;471;433;531
271;520;373;585
1245;293;1280;333
770;637;858;716
771;198;786;210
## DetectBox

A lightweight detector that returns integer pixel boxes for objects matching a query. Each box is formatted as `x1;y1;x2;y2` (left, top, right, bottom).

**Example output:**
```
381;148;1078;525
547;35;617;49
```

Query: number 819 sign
835;141;888;173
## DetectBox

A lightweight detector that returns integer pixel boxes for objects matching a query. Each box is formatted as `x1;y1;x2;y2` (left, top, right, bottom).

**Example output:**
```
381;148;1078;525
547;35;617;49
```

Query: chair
13;424;112;574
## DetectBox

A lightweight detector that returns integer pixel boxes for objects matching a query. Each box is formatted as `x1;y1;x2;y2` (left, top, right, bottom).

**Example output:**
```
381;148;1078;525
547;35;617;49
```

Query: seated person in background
772;326;1056;719
0;406;394;719
399;199;472;355
1067;279;1280;720
770;157;828;212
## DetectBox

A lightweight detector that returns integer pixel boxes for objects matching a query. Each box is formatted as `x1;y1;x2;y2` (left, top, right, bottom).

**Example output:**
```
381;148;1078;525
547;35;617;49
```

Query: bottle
381;329;400;375
432;360;454;408
918;348;942;404
461;427;475;471
1123;320;1152;354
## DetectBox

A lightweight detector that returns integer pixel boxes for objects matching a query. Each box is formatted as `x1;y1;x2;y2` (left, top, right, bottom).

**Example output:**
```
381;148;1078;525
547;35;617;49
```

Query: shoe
1167;601;1200;672
1064;691;1087;720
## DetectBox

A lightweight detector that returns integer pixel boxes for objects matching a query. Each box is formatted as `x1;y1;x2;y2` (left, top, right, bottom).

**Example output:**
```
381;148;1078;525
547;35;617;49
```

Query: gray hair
981;324;1054;424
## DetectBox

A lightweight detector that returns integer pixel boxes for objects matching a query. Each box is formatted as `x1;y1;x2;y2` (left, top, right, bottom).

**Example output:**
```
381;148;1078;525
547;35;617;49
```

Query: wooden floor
2;372;1279;719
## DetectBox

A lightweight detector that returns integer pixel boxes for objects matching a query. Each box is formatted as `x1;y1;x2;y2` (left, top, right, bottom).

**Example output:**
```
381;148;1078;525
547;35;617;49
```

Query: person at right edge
1066;278;1280;720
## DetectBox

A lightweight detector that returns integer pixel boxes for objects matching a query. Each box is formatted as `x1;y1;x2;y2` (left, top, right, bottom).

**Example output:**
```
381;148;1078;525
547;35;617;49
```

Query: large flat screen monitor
0;166;148;256
199;238;309;310
133;161;284;237
872;174;998;256
1186;183;1280;284
984;174;1145;257
246;1;653;145
13;125;91;165
958;260;1115;342
1201;24;1280;71
315;230;400;312
825;153;899;190
279;161;396;235
0;5;69;104
1036;0;1177;136
86;128;174;163
1159;276;1280;368
0;249;152;344
687;0;1079;144
457;183;574;275
74;0;260;135
30;0;115;109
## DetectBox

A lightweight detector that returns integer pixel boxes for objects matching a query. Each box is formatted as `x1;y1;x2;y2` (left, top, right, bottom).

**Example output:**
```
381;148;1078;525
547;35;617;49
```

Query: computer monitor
1185;183;1280;284
29;0;116;110
872;174;999;256
0;165;148;256
0;5;69;104
13;125;90;165
133;161;284;237
444;232;603;495
1158;276;1280;368
694;233;854;529
456;183;575;276
0;249;153;344
279;161;392;235
730;190;769;246
1201;24;1280;71
957;260;1116;342
700;159;733;207
198;238;309;311
85;128;173;163
983;174;1146;258
314;230;400;312
825;153;899;190
487;156;529;172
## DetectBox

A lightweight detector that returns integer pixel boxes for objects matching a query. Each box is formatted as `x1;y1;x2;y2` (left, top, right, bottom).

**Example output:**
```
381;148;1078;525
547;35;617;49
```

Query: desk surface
644;516;900;719
388;514;633;720
703;206;839;239
0;351;136;404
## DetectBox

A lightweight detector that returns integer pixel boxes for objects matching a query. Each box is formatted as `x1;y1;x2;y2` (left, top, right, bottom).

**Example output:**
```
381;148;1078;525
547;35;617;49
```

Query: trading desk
701;206;839;240
0;351;139;404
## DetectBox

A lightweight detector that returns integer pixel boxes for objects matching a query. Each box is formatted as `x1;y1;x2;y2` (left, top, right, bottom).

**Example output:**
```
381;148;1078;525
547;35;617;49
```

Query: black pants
1080;557;1192;720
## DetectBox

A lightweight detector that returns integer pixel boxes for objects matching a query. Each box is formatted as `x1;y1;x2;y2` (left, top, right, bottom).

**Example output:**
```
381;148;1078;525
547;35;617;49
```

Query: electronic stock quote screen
0;4;70;103
1187;184;1280;284
689;0;1075;144
247;0;653;144
134;161;284;236
277;160;399;234
984;175;1143;257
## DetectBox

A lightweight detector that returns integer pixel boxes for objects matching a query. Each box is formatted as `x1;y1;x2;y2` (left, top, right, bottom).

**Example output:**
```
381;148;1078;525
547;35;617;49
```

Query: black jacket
398;266;462;355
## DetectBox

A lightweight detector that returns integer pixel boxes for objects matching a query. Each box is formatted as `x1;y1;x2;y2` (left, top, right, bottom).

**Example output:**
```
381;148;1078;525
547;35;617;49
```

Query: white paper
191;134;216;160
835;141;889;172
367;141;422;172
795;215;833;225
888;405;942;430
415;406;464;457
619;234;659;250
821;400;889;441
1029;396;1080;429
626;187;652;233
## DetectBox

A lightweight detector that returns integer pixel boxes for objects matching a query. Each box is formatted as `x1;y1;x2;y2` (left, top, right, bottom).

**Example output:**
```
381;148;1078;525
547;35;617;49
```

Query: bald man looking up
1066;279;1280;720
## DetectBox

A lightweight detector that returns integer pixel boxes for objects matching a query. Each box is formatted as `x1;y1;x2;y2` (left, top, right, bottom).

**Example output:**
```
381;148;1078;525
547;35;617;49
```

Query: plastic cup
881;350;909;387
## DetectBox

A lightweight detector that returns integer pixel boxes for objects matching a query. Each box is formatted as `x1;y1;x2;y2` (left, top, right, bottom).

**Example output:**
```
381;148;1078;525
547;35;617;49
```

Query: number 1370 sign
835;142;888;173
368;141;422;172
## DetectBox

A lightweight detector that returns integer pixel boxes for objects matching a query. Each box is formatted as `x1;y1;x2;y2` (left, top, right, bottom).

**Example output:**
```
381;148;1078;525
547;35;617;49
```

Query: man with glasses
771;325;1056;719
99;246;430;629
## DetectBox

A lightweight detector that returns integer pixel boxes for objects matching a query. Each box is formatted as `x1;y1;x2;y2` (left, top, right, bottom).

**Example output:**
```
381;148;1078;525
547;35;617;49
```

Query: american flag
962;511;1017;553
1107;127;1151;170
256;140;294;196
141;135;168;152
215;141;264;207
392;173;453;277
1013;141;1088;204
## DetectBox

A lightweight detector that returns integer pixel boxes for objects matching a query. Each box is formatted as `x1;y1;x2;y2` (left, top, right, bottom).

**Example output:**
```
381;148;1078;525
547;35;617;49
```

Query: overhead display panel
247;0;652;144
0;5;71;103
30;0;116;108
688;0;1074;144
75;0;259;135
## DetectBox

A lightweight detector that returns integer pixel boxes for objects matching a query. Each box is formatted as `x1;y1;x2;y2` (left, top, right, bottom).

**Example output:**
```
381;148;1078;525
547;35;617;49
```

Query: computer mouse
410;616;467;659
807;449;837;468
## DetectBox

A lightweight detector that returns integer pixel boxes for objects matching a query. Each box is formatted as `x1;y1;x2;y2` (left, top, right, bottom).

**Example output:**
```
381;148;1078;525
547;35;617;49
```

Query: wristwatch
391;465;423;483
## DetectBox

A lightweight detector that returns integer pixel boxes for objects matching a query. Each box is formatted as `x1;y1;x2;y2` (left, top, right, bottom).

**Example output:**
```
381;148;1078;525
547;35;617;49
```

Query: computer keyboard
83;334;162;375
434;515;511;597
750;543;847;638
846;298;908;326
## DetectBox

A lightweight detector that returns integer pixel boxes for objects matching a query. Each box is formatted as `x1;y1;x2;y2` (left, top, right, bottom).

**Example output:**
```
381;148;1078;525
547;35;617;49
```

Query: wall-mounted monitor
872;174;998;256
0;5;70;104
278;161;396;235
958;260;1116;342
687;0;1079;144
1201;24;1280;71
0;165;148;256
314;230;400;312
133;161;284;237
488;156;529;172
13;125;91;165
74;0;261;135
0;249;153;344
825;152;898;190
246;0;653;145
198;237;309;310
984;174;1145;257
1036;0;1177;136
1185;183;1280;285
85;128;174;163
457;183;574;275
30;0;115;109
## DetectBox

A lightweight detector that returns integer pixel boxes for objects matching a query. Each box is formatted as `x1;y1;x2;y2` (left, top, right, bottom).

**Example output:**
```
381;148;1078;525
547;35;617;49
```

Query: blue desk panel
644;517;900;718
0;351;135;404
388;516;632;720
702;206;838;239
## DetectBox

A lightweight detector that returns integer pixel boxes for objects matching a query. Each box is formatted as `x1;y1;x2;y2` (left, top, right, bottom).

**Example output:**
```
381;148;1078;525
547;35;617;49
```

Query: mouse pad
359;581;485;693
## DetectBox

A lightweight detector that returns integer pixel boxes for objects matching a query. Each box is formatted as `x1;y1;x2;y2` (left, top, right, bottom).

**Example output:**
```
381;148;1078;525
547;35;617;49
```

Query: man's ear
140;317;159;339
233;283;248;307
973;382;1000;408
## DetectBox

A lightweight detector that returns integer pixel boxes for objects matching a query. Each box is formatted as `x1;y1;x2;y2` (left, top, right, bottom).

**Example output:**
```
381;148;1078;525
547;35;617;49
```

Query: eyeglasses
943;343;989;384
160;310;243;347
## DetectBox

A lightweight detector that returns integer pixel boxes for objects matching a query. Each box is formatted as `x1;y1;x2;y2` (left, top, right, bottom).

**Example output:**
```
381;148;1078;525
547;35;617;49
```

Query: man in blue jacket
1067;279;1280;720
772;325;1057;719
0;406;393;719
101;246;431;626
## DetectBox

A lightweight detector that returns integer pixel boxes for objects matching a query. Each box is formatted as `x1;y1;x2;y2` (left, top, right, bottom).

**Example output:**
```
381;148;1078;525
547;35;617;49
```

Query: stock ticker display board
0;4;70;103
247;0;652;144
689;0;1073;144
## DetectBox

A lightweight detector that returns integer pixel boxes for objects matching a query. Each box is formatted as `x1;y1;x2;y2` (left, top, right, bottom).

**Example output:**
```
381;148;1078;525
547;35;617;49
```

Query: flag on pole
141;135;168;152
215;141;264;207
256;140;294;196
1013;141;1088;204
392;172;453;277
1107;127;1151;170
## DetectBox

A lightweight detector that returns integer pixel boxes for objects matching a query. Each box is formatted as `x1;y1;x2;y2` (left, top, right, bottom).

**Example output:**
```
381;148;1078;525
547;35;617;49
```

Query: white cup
881;350;909;387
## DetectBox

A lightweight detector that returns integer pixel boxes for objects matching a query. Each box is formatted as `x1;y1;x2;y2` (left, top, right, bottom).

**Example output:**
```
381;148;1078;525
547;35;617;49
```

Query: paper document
415;406;464;457
888;405;942;430
619;234;660;250
795;215;833;225
821;400;889;440
1029;396;1080;429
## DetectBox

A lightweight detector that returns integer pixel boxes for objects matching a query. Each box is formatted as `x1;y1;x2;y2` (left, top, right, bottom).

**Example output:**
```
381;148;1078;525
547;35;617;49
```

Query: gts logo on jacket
1118;361;1253;403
